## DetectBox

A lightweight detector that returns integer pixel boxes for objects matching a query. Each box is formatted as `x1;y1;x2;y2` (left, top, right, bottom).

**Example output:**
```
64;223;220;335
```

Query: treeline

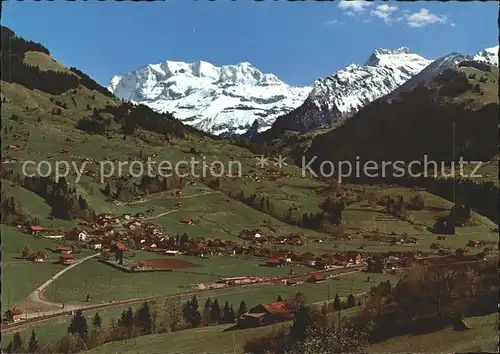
182;295;239;328
102;174;186;202
1;26;111;98
224;188;346;235
69;67;115;98
306;87;498;164
0;169;95;221
77;102;207;139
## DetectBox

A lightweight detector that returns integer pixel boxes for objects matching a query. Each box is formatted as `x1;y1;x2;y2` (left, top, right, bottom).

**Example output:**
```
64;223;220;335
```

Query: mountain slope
266;47;432;135
382;53;472;102
473;45;499;66
304;63;499;166
107;60;311;136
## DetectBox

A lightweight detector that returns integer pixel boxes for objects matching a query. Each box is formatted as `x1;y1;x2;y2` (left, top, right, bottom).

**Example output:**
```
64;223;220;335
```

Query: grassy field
4;271;396;348
369;312;499;353
1;227;93;312
79;312;498;354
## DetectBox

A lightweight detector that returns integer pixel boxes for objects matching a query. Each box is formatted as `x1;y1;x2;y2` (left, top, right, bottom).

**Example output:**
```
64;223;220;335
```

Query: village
17;207;495;278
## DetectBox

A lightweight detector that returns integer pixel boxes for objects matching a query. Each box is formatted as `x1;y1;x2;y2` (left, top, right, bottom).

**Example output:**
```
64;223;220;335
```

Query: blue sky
4;0;498;87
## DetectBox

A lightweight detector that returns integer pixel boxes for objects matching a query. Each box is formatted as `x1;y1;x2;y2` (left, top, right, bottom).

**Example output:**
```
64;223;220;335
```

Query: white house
165;250;180;256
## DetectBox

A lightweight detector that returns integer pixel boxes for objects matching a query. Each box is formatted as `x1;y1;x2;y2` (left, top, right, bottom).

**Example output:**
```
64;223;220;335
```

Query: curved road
24;253;100;319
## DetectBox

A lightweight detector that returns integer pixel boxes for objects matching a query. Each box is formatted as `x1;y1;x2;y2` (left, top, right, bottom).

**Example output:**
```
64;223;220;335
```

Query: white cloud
324;19;340;25
404;8;448;28
338;0;373;14
370;4;399;24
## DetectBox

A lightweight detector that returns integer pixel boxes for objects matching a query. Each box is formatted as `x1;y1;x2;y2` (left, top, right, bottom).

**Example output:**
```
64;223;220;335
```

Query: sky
3;0;499;87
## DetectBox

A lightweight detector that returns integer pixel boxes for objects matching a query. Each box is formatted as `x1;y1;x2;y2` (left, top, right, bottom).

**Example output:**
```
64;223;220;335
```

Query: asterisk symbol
256;155;269;168
273;155;288;168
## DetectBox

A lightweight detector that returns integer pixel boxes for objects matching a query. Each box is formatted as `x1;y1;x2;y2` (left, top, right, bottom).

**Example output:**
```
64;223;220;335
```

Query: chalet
7;145;20;151
239;301;298;328
265;257;285;267
55;246;73;254
59;254;75;265
308;273;326;283
60;148;72;154
165;250;181;256
65;228;88;241
180;218;193;225
3;308;23;322
28;225;46;236
122;213;132;220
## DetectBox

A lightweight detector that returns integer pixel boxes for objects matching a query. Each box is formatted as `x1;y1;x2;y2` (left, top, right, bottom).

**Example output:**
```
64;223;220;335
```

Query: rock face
107;60;311;136
269;47;432;134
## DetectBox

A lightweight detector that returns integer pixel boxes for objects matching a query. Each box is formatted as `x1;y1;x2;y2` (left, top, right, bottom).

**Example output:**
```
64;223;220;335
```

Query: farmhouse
265;257;285;267
308;273;326;283
59;254;75;265
55;246;73;254
66;228;89;241
239;300;298;328
28;225;46;236
3;308;23;322
180;218;193;225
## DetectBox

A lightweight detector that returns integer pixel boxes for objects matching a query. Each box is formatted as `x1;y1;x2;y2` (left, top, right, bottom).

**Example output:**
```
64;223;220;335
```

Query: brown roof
266;257;283;264
30;225;46;231
56;246;73;251
260;300;298;317
60;254;74;260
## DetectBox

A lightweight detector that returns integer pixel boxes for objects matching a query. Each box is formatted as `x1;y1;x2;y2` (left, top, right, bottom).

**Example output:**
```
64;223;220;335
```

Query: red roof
56;246;73;251
261;300;298;316
30;225;46;231
310;273;326;281
60;254;74;259
180;218;193;223
265;257;283;265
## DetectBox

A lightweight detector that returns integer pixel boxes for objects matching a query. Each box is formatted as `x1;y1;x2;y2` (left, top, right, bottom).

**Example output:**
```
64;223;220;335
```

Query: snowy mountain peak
473;45;499;66
269;49;432;134
107;59;311;135
365;47;415;66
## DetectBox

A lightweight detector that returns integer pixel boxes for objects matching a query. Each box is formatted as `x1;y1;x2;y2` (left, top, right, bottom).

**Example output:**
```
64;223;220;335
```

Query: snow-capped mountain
268;47;432;134
107;60;310;135
473;45;499;66
383;52;473;102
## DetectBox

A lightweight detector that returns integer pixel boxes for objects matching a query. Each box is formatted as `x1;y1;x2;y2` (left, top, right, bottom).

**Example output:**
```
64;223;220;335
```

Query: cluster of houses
265;250;364;269
238;229;303;246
